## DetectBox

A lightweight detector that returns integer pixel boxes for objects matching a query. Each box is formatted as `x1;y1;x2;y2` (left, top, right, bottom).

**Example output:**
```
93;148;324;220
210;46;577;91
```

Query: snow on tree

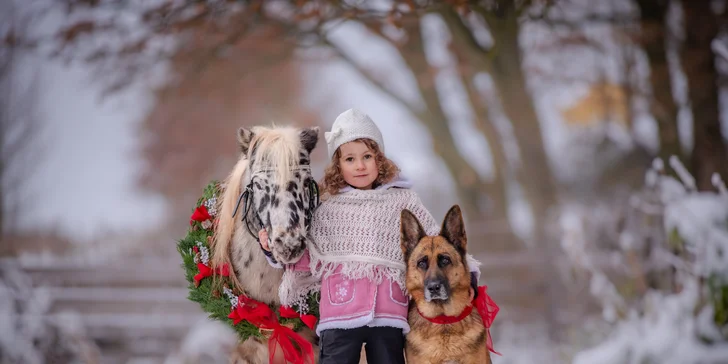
561;157;728;363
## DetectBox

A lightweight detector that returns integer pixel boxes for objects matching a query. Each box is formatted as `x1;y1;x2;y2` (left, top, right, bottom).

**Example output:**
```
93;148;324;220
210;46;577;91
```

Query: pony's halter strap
251;164;311;176
232;164;312;218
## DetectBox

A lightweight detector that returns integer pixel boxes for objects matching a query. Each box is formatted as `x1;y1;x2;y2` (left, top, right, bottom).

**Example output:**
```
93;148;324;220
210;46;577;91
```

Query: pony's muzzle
270;233;308;264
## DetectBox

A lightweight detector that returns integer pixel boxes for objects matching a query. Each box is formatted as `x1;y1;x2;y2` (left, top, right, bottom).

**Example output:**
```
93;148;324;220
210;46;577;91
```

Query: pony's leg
230;337;269;364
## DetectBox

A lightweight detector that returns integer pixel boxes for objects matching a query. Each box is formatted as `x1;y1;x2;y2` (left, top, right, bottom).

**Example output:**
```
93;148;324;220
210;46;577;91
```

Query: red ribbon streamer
474;285;501;356
269;324;315;364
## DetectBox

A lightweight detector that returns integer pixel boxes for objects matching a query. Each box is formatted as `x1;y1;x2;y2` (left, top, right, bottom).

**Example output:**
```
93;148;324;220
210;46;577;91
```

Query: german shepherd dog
400;205;491;364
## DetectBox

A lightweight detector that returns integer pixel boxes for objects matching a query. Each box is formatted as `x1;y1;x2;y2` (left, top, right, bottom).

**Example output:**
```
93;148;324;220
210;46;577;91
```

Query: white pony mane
211;125;303;288
248;125;302;187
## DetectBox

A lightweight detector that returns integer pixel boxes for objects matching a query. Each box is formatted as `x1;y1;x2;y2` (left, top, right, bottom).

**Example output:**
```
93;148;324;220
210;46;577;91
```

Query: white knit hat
325;108;385;160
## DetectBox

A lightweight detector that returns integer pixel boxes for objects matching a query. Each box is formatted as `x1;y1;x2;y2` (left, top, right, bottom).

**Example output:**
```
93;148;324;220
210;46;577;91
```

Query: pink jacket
288;250;409;335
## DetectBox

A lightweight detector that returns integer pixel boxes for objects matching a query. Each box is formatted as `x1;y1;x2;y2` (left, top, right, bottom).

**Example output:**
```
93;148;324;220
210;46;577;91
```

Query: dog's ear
237;127;255;155
440;205;467;255
401;209;426;259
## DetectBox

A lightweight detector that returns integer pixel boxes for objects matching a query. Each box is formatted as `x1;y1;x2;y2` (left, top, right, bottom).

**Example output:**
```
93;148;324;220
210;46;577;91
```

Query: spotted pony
211;125;320;363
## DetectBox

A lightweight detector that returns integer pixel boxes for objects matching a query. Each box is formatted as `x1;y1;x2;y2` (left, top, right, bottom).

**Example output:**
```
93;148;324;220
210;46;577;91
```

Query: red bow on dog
474;285;501;356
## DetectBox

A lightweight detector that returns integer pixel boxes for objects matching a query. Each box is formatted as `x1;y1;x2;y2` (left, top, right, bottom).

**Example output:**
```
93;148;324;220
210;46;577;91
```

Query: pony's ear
401;209;426;260
237;127;255;155
440;205;467;255
300;127;319;154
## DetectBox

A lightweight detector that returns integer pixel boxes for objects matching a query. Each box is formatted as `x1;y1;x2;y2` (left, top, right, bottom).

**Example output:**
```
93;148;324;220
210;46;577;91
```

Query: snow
574;280;728;364
164;320;239;364
565;159;728;364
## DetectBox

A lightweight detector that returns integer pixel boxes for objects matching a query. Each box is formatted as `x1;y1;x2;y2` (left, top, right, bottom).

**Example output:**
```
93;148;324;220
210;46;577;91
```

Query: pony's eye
417;258;428;270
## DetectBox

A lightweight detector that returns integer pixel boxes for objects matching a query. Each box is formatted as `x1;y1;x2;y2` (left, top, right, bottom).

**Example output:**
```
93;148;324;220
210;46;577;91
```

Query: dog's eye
438;255;451;267
417;257;428;270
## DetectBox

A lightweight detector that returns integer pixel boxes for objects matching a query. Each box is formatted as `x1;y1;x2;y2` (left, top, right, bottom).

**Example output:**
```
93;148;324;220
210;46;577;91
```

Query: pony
211;125;320;363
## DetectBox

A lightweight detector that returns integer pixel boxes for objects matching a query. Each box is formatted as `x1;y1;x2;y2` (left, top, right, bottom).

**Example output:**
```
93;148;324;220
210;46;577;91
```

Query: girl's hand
258;229;270;251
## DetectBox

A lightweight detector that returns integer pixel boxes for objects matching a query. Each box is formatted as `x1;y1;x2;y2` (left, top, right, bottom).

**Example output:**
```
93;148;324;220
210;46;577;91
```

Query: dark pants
319;326;405;364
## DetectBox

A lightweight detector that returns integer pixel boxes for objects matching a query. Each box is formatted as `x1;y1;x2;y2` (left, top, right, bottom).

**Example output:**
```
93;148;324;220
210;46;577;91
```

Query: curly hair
320;138;400;198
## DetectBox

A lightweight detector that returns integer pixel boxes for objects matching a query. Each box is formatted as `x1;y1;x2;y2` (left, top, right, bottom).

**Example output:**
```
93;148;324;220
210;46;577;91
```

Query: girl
259;108;481;364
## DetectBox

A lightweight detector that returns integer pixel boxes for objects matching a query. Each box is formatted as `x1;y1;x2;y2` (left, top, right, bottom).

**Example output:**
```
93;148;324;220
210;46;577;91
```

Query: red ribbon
190;205;211;226
417;285;501;356
278;305;318;330
474;285;501;356
228;295;274;326
269;324;316;364
228;295;315;364
193;261;230;285
474;285;499;329
418;304;473;325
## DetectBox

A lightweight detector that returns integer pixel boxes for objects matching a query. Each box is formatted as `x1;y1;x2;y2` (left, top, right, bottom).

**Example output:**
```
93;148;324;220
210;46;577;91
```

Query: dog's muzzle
424;280;449;302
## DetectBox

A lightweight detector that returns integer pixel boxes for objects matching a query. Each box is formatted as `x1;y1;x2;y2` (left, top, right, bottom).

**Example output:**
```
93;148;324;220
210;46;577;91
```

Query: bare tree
635;0;683;163
1;0;43;237
679;0;728;191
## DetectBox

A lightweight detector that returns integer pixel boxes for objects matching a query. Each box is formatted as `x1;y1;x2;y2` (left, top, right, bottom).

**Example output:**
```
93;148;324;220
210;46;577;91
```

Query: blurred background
1;0;728;363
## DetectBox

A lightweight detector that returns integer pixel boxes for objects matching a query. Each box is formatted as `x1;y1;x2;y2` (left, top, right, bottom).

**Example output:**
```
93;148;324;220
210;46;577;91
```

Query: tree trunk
395;18;498;222
475;4;558;225
636;0;683;163
461;76;516;245
680;0;728;190
0;40;12;238
474;2;562;337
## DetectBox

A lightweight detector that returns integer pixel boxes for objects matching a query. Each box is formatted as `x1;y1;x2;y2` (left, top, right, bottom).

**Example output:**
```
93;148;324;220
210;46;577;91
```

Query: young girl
259;108;481;364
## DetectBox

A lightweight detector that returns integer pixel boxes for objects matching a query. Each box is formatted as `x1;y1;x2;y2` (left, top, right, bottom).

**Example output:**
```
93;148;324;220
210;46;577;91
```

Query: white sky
13;57;168;241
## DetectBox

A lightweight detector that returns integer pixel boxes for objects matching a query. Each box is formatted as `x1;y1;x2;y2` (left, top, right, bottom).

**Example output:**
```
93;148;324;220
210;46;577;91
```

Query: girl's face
338;141;378;190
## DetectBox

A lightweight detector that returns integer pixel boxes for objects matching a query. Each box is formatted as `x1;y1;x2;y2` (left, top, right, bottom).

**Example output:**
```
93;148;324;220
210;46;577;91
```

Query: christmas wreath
177;181;319;363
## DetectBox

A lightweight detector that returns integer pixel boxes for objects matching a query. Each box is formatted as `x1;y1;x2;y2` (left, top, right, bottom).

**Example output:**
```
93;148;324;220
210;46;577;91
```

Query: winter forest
1;0;728;363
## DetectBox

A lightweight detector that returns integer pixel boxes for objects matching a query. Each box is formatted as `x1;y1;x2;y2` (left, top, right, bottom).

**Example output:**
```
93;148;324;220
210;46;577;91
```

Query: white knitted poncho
279;180;433;307
312;186;437;278
278;180;481;308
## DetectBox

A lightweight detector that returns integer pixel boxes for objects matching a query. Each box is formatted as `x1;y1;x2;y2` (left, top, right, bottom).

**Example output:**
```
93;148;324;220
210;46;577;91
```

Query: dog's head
401;205;470;305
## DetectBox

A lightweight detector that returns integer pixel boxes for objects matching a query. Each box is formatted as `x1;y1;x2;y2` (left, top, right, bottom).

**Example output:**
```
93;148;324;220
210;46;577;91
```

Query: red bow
474;285;501;356
228;296;315;364
190;205;211;226
278;305;318;330
228;295;275;326
193;260;230;285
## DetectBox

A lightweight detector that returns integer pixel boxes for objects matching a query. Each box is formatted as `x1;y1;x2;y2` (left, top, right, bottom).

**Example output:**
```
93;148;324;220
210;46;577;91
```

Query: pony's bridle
231;165;320;243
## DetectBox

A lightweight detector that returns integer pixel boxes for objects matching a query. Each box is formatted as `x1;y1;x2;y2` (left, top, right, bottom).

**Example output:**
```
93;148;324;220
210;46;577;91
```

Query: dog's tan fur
401;205;491;364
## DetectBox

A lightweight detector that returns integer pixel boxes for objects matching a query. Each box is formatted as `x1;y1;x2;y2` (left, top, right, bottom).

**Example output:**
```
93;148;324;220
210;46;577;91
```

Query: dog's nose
426;281;443;295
